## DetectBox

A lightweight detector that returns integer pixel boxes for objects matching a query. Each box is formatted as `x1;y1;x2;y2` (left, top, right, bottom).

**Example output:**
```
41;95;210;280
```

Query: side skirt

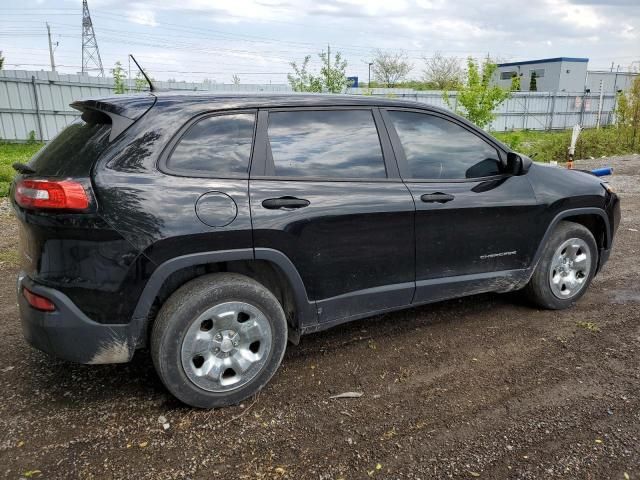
300;268;529;336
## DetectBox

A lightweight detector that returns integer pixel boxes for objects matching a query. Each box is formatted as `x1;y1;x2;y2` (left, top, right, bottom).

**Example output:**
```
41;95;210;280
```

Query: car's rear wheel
523;221;598;310
151;273;288;408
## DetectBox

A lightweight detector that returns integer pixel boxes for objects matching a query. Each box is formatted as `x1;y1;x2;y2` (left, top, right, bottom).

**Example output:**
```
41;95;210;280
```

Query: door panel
250;180;415;322
382;108;541;304
250;107;415;324
406;177;540;286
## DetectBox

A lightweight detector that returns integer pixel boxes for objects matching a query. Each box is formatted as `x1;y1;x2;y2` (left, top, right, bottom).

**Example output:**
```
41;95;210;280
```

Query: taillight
23;287;56;312
15;179;89;211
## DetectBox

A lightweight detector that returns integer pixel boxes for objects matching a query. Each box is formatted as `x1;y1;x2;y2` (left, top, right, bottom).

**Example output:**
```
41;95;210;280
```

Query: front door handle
420;193;455;204
262;197;310;210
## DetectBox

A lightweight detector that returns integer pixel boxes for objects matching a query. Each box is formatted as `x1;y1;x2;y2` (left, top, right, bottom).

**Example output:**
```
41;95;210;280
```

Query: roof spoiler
70;95;157;141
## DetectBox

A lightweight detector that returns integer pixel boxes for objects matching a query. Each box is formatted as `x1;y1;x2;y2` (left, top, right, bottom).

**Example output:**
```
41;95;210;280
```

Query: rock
330;392;363;399
158;415;167;424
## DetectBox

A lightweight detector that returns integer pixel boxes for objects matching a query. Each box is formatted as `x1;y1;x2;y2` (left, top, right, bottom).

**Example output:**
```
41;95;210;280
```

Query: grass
493;127;639;163
0;142;44;197
0;248;20;267
576;321;601;333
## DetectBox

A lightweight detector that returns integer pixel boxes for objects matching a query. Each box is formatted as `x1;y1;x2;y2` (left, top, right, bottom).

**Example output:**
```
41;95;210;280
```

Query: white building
494;57;589;92
586;70;639;94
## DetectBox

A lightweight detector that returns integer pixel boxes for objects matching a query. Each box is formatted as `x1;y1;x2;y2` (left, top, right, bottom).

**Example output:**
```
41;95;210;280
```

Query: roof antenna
129;54;155;92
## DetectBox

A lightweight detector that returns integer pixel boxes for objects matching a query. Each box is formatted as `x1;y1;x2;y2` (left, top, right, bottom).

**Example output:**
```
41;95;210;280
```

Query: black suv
12;93;620;408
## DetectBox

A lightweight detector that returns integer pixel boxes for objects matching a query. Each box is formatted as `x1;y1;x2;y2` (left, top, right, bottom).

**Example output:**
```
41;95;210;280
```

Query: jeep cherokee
11;93;620;408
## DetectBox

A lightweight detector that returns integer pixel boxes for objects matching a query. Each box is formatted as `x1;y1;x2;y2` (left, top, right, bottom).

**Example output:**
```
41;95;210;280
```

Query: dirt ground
0;155;638;480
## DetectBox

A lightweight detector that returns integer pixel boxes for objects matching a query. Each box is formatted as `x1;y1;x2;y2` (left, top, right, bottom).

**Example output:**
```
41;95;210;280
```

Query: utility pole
596;79;604;129
368;62;373;88
81;0;104;76
326;43;331;88
46;22;56;72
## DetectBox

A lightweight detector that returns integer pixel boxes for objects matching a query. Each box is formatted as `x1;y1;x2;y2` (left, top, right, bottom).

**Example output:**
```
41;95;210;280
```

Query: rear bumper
17;273;134;364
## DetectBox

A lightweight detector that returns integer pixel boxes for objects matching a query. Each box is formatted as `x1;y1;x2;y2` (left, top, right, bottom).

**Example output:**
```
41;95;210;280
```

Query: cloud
127;9;158;27
8;0;640;82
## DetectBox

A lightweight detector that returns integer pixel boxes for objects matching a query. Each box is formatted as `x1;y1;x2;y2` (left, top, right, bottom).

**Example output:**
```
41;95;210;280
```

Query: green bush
494;127;639;163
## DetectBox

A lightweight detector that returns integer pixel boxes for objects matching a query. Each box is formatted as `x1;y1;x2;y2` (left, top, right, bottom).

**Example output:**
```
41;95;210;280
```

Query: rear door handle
420;193;455;204
262;197;310;210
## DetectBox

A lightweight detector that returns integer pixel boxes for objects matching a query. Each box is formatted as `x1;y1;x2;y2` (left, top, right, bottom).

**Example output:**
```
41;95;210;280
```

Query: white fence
346;88;617;132
0;70;618;141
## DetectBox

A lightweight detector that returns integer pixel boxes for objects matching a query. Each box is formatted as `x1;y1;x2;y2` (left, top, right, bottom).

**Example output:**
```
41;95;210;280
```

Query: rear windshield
28;111;112;177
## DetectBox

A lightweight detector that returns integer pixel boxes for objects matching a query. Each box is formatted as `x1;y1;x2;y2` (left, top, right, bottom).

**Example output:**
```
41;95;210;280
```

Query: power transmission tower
81;0;104;76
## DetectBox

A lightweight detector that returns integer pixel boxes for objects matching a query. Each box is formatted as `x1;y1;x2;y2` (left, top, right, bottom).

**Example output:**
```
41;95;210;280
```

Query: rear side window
267;110;387;179
387;111;502;180
28;111;112;177
167;113;255;175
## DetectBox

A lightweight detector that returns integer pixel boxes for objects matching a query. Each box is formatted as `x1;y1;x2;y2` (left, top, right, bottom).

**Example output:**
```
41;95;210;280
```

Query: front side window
167;113;255;175
387;111;502;180
267;110;387;178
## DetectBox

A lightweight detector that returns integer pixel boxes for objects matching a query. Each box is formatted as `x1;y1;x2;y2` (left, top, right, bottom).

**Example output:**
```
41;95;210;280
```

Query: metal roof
497;57;589;68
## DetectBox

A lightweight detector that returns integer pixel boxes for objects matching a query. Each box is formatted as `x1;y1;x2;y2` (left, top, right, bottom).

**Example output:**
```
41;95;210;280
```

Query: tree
443;57;510;129
631;76;640;147
0;51;4;70
371;50;412;87
232;74;241;85
422;52;462;90
616;76;640;148
112;61;127;94
287;55;322;92
510;73;521;92
134;71;147;92
318;49;349;93
529;71;538;91
287;48;349;93
615;90;630;128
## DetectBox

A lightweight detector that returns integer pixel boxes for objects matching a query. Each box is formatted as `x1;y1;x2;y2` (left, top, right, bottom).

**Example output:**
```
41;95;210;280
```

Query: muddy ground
0;155;639;480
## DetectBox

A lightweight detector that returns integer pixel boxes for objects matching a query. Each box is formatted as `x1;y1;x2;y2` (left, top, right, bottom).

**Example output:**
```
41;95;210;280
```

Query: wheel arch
129;248;317;347
532;207;610;273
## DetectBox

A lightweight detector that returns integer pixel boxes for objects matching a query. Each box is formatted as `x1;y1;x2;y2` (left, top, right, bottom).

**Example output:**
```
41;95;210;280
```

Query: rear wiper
12;162;36;174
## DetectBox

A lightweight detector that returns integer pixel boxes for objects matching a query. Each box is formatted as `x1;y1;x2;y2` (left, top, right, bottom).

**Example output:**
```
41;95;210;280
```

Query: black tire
523;221;598;310
151;273;288;408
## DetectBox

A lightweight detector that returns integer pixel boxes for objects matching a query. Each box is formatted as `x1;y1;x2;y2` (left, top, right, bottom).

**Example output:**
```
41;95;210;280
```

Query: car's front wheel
523;221;598;310
151;273;288;408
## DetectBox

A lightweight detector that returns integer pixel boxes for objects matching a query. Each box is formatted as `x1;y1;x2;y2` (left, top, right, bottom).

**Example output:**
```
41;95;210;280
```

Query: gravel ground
0;155;639;479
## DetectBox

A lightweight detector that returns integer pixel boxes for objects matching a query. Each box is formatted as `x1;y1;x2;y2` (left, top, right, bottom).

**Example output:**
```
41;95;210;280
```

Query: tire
523;221;598;310
151;273;288;408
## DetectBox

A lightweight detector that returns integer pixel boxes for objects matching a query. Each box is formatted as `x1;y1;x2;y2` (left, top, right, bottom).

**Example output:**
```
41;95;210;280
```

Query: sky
1;0;638;85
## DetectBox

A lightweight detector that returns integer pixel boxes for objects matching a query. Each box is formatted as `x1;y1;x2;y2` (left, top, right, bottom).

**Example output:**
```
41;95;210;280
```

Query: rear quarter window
166;113;256;176
28;111;112;177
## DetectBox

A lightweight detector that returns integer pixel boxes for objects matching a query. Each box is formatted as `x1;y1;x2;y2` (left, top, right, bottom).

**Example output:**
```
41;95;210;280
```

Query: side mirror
506;151;532;175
